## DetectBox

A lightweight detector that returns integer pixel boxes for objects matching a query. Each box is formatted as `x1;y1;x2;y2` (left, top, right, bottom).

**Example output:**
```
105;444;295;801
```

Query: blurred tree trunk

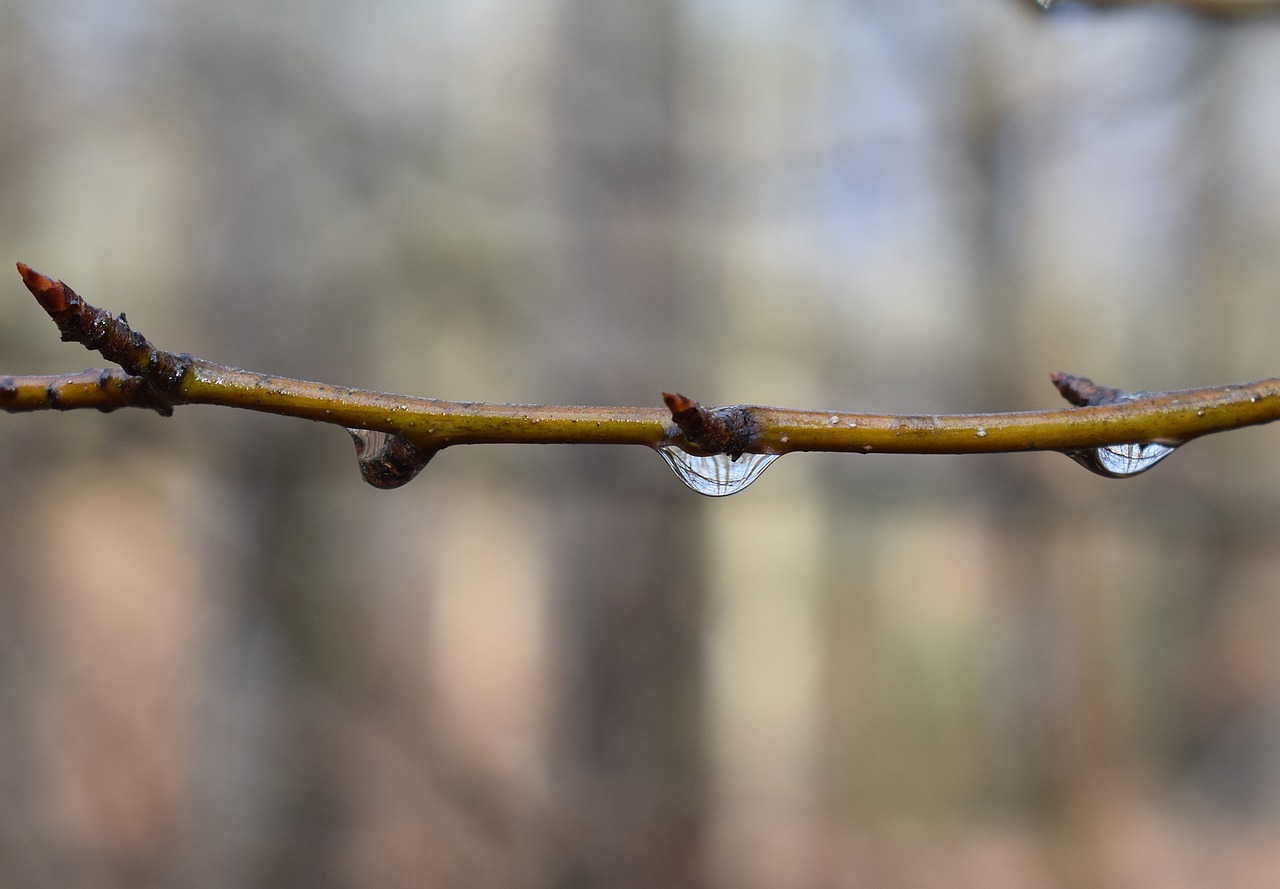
544;2;707;888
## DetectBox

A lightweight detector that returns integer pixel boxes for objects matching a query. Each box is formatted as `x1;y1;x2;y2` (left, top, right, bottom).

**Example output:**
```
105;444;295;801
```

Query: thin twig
1032;0;1280;13
4;264;1280;477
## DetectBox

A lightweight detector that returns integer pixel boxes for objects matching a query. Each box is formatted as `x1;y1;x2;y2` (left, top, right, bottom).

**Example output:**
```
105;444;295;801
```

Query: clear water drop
350;428;386;452
1064;442;1178;478
656;446;780;497
348;428;437;489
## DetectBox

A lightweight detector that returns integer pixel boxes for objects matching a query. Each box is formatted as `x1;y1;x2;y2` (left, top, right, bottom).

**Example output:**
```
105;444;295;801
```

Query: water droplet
348;428;437;489
975;428;987;438
780;434;790;444
828;415;840;425
846;419;858;428
1064;442;1179;478
656;446;779;497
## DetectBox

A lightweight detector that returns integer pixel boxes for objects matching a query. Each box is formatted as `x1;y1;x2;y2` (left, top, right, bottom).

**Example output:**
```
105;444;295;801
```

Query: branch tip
661;391;694;414
16;262;73;314
662;391;713;444
1052;372;1129;407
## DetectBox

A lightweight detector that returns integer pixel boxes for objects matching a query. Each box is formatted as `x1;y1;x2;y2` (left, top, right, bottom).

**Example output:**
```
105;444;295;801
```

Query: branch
5;264;1280;492
1032;0;1280;12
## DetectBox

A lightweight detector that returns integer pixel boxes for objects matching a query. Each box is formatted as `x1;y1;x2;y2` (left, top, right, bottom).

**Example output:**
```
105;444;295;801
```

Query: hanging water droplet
1064;442;1179;478
656;445;780;497
348;428;437;489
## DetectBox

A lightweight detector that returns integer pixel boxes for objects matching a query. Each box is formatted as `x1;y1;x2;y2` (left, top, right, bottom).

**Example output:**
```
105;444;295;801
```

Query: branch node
661;392;760;458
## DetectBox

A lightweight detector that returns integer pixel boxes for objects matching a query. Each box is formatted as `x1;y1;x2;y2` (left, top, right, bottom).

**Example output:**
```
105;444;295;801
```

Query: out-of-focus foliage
3;1;1280;887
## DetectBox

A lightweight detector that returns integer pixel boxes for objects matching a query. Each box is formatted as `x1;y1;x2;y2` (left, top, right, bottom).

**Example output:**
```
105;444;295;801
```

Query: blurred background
2;0;1280;886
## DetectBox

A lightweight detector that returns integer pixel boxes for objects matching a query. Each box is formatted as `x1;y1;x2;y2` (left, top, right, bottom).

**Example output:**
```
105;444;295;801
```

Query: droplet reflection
656;446;779;497
1064;442;1178;479
348;428;437;489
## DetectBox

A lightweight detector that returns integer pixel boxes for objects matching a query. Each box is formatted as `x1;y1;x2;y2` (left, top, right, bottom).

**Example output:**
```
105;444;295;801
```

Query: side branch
5;264;1280;486
0;369;169;413
15;263;187;415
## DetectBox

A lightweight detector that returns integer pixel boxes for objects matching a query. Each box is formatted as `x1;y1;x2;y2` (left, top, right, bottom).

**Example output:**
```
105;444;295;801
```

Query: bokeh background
3;1;1280;886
